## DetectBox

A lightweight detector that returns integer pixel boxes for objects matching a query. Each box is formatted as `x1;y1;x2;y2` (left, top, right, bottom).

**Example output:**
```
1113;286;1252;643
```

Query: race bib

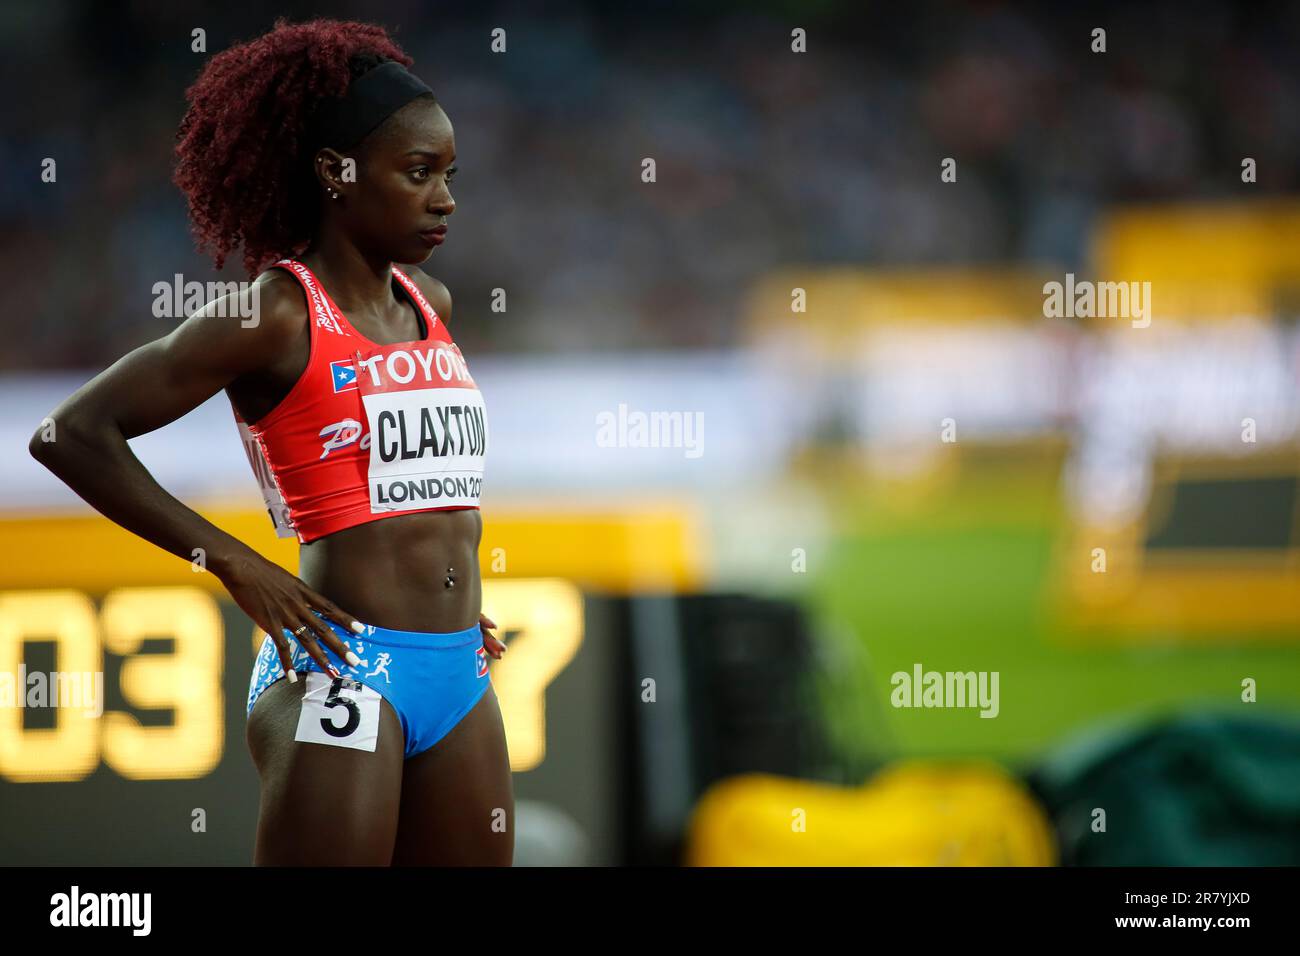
294;672;381;751
234;417;297;538
354;341;487;512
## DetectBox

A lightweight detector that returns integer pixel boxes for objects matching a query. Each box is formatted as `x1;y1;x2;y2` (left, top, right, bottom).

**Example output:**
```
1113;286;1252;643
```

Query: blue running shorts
247;614;492;758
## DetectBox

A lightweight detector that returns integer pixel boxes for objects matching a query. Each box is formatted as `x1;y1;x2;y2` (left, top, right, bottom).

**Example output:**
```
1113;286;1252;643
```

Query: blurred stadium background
3;0;1300;865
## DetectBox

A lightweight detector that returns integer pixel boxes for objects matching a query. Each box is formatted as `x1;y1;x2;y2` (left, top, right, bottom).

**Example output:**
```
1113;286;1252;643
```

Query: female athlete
28;18;514;865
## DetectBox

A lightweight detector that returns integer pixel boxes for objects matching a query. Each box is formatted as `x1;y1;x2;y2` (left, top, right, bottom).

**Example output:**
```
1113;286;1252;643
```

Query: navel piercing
444;565;456;589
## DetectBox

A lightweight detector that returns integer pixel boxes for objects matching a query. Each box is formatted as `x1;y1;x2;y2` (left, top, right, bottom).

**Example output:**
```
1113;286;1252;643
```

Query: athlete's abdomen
297;507;483;633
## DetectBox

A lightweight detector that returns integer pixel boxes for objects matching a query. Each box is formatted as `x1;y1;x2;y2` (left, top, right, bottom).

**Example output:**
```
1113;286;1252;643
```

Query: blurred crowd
2;0;1298;370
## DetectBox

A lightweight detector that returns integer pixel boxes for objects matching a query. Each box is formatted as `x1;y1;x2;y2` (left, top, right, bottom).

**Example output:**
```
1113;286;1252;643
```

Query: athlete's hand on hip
479;612;506;659
216;550;365;680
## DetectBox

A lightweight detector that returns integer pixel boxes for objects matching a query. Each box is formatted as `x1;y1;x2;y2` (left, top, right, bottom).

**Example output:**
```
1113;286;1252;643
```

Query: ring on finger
292;624;309;637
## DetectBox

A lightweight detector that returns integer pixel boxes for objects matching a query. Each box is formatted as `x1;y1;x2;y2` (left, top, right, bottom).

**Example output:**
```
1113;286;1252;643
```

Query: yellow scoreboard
0;499;705;863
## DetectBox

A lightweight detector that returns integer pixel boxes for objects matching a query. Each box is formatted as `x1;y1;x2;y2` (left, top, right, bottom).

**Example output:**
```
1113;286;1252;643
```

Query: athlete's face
340;97;456;264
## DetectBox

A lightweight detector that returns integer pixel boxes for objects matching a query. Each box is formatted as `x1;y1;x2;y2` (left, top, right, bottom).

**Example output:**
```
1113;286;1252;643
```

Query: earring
329;189;339;200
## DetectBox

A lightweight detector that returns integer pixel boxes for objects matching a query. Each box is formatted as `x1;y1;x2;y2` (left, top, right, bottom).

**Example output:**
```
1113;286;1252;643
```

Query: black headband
308;60;434;151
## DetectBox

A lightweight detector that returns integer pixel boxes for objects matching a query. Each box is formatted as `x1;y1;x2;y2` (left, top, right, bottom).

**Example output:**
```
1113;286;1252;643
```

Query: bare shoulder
402;264;453;326
177;266;309;355
245;267;312;342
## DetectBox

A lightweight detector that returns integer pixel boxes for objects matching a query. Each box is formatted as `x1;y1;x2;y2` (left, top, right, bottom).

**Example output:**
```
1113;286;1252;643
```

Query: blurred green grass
799;451;1300;769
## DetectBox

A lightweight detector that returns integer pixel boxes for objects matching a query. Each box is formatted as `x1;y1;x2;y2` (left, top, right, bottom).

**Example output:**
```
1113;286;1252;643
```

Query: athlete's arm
28;275;363;675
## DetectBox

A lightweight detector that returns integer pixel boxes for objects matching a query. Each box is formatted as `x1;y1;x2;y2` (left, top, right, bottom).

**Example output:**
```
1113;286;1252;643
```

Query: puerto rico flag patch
476;645;489;677
330;359;358;393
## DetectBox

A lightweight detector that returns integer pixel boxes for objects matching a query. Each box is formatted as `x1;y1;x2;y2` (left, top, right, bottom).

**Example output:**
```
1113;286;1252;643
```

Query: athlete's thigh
247;675;406;865
390;683;515;866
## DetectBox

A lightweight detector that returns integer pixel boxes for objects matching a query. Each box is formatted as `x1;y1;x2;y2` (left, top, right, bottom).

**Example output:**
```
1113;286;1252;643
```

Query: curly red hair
173;18;413;276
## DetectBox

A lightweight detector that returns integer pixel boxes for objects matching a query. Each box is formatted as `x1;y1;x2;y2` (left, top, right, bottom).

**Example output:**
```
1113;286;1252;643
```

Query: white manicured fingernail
286;669;298;684
351;621;364;634
345;651;361;667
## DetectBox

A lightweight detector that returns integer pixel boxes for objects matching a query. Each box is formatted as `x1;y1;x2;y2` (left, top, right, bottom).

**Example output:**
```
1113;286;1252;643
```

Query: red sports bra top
229;258;487;544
